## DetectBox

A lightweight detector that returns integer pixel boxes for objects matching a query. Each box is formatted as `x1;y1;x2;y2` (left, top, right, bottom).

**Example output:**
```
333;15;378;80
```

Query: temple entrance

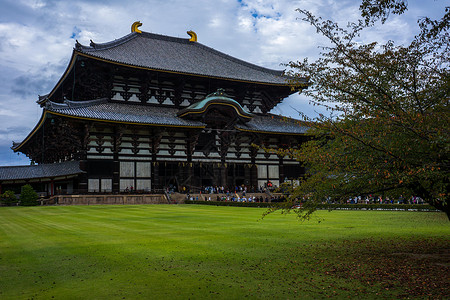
227;164;247;189
193;164;215;189
159;162;179;191
201;178;213;186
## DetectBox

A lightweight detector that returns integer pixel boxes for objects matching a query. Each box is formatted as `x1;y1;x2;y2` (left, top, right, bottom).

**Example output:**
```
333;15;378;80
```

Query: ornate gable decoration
177;88;254;125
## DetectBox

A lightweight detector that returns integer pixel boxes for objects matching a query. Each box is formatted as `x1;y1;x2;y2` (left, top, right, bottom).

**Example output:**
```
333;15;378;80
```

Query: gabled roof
178;89;254;121
76;31;296;85
0;161;84;181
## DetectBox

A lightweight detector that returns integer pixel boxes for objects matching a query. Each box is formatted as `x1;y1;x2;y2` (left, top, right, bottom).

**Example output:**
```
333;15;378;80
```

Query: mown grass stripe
0;205;448;299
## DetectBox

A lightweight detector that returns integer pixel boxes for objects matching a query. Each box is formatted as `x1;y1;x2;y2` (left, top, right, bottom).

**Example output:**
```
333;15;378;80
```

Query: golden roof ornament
187;30;197;42
131;21;142;33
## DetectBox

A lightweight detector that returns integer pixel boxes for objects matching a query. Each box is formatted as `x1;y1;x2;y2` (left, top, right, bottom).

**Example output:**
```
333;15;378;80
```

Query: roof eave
76;51;295;87
37;51;79;106
12;110;48;153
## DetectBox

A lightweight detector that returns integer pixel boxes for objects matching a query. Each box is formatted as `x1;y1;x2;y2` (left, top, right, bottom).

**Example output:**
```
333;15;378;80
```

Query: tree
19;184;39;206
276;1;449;219
1;190;17;206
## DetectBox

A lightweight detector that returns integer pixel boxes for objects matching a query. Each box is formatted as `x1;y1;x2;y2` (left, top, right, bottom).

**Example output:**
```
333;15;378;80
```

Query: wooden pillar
78;159;88;194
278;155;285;185
250;145;258;190
50;179;54;197
112;126;122;194
151;129;162;191
78;124;90;194
219;164;227;187
112;154;120;193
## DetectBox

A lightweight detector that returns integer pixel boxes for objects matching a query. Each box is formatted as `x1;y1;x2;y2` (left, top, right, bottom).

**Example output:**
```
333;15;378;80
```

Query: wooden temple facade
9;23;309;195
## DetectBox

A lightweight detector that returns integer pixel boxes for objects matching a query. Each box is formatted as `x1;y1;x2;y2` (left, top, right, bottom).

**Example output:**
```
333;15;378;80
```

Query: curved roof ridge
78;31;191;52
77;32;139;51
63;98;109;108
46;98;108;110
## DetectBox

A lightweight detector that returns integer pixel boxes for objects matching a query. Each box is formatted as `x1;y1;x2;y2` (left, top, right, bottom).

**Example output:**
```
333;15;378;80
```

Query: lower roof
46;99;206;128
44;99;308;134
0;161;84;182
238;115;309;134
13;99;309;152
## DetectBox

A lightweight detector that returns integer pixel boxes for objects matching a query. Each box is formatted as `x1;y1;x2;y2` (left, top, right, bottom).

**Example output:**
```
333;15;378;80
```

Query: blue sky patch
70;26;81;39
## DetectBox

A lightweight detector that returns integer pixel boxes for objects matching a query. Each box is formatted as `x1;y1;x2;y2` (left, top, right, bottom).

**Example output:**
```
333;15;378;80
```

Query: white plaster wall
136;179;151;191
88;179;99;193
101;179;112;192
120;161;135;177
257;165;267;179
120;179;134;191
268;165;279;179
136;162;151;177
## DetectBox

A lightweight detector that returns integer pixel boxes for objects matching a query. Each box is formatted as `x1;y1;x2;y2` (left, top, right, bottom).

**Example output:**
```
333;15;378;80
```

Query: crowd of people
200;185;272;195
187;194;286;203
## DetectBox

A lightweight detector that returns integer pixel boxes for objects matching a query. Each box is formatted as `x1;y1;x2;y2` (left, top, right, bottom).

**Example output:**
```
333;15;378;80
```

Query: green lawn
0;205;448;299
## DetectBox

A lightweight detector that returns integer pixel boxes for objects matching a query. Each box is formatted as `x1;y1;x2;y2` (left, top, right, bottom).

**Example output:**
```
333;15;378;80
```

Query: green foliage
284;2;449;219
274;181;294;195
184;200;437;213
359;0;407;25
0;190;17;206
19;184;38;206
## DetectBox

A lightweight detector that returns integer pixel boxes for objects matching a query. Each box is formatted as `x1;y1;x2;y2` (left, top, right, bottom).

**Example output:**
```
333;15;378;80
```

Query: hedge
184;200;439;211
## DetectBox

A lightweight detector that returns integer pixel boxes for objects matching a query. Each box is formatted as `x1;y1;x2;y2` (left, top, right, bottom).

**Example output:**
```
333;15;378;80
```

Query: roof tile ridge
140;31;191;44
47;98;108;110
63;98;108;108
46;101;69;110
77;32;139;51
264;113;303;123
0;164;34;170
193;42;285;76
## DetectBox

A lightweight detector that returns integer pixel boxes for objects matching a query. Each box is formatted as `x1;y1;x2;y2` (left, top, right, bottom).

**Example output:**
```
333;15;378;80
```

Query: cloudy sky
0;0;446;166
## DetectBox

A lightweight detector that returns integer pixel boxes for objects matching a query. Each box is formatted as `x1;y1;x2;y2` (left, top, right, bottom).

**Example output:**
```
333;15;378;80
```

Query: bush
184;201;438;211
19;184;38;206
315;203;438;211
1;190;17;206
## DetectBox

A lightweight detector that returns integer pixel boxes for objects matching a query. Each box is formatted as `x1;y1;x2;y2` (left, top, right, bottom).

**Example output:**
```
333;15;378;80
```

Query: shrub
19;184;38;206
1;190;17;206
184;200;438;211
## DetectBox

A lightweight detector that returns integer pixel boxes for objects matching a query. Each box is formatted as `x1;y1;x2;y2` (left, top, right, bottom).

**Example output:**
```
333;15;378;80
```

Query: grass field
0;205;448;299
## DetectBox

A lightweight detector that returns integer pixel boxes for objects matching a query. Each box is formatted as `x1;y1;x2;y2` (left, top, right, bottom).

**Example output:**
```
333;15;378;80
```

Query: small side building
0;161;84;196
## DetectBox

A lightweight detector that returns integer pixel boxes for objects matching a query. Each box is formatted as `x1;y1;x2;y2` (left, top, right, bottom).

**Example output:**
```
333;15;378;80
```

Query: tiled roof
0;161;84;181
45;99;307;134
77;32;299;85
46;99;206;127
237;114;309;134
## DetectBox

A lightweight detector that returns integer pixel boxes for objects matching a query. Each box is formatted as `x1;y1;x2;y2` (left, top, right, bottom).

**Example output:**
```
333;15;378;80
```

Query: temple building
2;22;309;196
